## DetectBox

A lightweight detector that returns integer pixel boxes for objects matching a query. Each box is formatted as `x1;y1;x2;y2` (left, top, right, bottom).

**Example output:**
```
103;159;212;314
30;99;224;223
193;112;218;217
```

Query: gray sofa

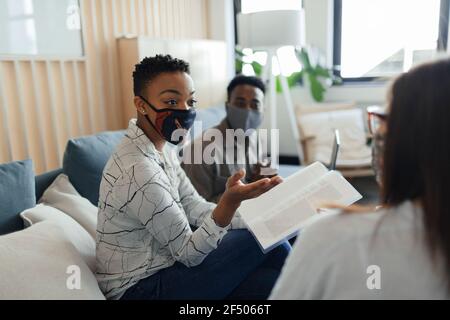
0;106;300;235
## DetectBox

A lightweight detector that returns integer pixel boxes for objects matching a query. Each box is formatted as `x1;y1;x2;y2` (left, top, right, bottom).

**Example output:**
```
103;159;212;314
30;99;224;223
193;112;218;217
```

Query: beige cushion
0;221;105;300
297;107;372;167
39;174;97;239
20;204;96;271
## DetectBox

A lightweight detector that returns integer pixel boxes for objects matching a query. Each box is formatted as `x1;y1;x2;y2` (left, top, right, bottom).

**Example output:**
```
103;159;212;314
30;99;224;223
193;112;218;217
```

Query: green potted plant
235;47;342;102
294;48;342;102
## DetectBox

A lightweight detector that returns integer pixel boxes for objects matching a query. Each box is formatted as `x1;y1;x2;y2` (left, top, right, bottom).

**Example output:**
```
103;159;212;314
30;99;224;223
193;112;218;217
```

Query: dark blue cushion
63;131;125;206
0;159;35;235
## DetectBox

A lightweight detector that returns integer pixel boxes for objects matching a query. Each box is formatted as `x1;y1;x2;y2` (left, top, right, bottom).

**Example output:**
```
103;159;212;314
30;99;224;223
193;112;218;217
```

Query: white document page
238;162;362;251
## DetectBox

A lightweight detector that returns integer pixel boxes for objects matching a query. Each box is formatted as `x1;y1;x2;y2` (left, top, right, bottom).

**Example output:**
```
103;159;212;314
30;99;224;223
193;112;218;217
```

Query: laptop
260;128;341;176
329;129;340;171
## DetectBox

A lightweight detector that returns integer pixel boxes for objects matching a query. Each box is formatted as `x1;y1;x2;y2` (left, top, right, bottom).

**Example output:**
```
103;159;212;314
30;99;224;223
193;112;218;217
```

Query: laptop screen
329;129;340;170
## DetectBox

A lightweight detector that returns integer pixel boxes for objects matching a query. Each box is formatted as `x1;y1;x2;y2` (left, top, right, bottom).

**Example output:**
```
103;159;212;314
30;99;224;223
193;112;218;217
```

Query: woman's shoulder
113;157;167;190
303;206;384;235
297;201;418;253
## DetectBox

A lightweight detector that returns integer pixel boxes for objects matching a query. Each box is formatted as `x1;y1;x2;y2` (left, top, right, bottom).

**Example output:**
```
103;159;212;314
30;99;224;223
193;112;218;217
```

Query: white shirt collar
125;119;162;163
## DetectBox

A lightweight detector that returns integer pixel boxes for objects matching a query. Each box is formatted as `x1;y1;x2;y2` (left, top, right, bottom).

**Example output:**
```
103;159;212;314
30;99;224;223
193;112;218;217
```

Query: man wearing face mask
182;75;269;203
96;56;289;300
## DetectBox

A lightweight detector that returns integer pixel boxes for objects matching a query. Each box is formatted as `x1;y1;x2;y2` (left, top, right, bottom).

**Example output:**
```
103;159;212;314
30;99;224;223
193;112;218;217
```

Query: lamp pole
237;9;306;165
277;52;305;164
262;49;305;165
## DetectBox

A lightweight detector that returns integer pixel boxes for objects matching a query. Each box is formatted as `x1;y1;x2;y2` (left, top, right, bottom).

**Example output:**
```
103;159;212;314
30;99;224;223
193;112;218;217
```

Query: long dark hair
382;58;450;289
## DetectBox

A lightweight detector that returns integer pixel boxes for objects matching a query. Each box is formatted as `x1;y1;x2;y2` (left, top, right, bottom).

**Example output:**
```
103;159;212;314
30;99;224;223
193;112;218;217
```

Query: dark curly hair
132;54;190;96
227;75;266;100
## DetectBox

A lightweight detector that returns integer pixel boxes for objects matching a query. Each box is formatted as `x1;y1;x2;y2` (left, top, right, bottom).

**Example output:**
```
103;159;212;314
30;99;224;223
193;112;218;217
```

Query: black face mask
139;95;197;145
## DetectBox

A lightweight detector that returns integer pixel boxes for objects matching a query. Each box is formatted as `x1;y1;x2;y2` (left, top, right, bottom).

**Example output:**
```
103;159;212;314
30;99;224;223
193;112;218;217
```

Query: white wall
207;0;236;80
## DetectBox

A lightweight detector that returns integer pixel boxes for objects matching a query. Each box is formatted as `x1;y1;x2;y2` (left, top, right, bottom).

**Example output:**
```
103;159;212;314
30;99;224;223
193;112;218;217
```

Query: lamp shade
237;10;305;50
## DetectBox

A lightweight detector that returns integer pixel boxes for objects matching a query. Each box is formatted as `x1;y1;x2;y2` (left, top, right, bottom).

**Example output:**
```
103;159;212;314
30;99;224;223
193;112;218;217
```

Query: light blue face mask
226;104;263;132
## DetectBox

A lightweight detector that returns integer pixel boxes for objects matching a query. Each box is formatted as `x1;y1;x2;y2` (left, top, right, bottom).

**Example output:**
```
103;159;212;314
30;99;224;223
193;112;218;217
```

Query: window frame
233;0;242;46
333;0;450;83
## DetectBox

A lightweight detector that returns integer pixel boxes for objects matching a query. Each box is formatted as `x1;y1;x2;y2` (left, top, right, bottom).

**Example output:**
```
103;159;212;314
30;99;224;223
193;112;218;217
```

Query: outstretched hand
224;168;283;204
212;169;283;227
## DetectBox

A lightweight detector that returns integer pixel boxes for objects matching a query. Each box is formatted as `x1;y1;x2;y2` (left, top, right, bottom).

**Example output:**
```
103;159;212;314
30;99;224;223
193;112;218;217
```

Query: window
2;0;37;55
0;0;83;57
334;0;450;81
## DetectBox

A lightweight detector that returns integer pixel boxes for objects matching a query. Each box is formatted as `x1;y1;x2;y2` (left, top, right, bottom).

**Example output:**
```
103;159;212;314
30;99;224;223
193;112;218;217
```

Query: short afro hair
132;54;190;96
227;75;266;100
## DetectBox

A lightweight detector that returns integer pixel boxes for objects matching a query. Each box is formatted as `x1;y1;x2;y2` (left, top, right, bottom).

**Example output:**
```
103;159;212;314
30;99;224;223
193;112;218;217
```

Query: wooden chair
296;102;374;178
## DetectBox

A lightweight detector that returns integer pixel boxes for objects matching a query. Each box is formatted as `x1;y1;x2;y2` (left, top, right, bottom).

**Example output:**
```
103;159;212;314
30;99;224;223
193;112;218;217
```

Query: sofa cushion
0;159;35;235
63;131;125;206
0;221;105;300
20;204;96;271
40;174;97;239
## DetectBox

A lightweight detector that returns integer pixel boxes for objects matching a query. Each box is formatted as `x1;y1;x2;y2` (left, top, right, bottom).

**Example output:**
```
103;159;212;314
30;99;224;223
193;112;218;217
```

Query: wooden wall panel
0;0;210;174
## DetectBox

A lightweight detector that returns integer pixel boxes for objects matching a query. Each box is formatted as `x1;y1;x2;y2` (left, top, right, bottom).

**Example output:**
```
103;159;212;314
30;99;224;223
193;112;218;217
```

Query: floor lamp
237;9;306;164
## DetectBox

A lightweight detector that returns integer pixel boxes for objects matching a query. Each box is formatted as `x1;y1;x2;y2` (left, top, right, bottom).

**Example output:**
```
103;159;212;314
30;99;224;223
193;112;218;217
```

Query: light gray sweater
270;201;449;300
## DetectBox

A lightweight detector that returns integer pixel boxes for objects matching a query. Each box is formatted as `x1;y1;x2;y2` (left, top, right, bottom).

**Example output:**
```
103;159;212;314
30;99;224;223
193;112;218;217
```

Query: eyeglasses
367;105;388;136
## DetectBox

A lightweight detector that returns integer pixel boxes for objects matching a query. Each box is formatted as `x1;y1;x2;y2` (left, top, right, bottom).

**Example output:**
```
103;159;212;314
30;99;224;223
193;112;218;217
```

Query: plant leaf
314;65;331;78
276;76;282;93
308;73;326;102
296;48;312;70
235;48;244;57
287;71;303;87
251;61;263;76
235;59;243;74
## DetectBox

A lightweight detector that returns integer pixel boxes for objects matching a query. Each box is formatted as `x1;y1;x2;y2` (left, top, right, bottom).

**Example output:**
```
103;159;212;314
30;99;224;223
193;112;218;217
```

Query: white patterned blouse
95;119;245;299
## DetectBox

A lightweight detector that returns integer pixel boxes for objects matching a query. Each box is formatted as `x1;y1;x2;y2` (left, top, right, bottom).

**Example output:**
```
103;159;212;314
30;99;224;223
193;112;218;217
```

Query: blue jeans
120;229;291;300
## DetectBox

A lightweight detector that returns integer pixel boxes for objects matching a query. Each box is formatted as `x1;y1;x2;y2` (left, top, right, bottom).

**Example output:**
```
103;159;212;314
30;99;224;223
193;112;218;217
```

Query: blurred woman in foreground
270;59;450;299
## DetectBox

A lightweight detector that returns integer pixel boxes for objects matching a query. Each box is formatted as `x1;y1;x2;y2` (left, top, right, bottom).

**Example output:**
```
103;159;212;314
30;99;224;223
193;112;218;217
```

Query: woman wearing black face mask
271;58;450;300
95;55;290;300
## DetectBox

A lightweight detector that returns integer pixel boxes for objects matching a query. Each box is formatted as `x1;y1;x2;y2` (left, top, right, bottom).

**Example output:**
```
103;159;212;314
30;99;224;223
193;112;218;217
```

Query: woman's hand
225;168;282;203
212;169;283;227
